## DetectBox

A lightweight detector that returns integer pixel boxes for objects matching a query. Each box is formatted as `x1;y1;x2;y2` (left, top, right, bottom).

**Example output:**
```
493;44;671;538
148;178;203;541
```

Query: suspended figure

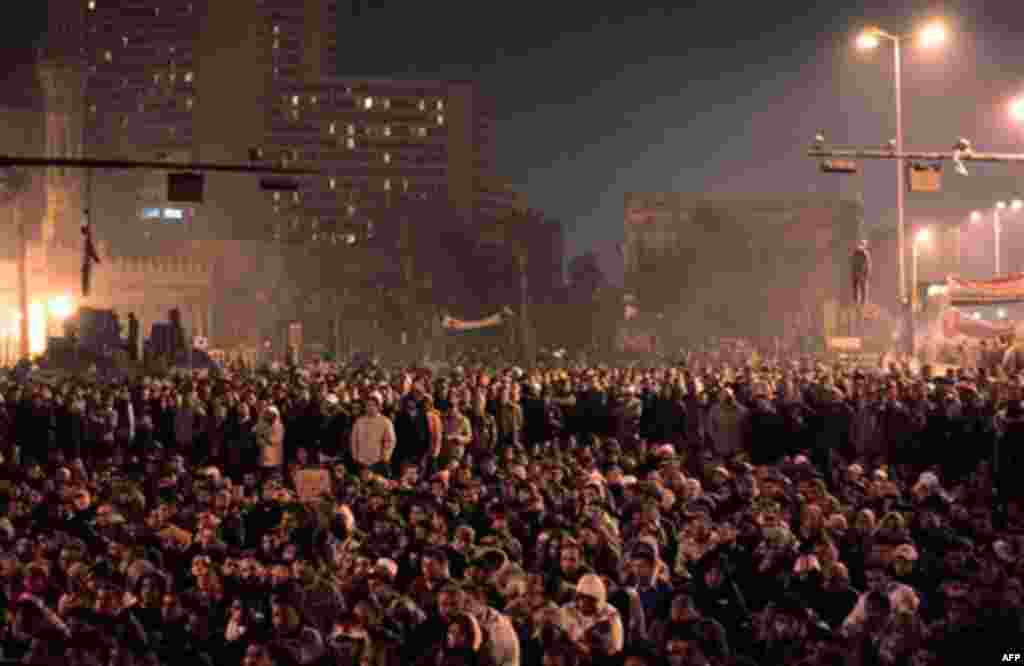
852;239;872;308
81;218;101;298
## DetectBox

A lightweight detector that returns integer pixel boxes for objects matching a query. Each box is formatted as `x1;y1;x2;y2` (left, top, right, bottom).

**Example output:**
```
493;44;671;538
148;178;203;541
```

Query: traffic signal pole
810;141;1024;360
0;154;317;361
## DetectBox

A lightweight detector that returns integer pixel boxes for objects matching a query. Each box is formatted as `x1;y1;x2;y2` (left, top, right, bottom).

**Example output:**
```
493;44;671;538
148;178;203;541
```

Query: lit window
311;95;318;105
89;104;97;114
329;122;336;134
384;178;391;191
402;178;410;191
104;50;113;62
292;191;300;202
185;97;194;110
346;137;356;150
273;67;280;78
169;46;175;55
382;98;391;110
418;99;426;111
122;36;128;47
273;39;280;50
383;152;391;164
383;125;391;137
273;25;280;35
437;114;445;126
363;97;374;110
329;177;336;190
163;208;184;220
347;204;356;217
290;109;299;121
346;124;355;136
169;72;177;83
291;149;300;161
154;7;160;16
88;0;96;9
184;71;193;83
154;73;161;84
273;192;281;202
291;95;299;106
437;99;444;111
417;126;427;138
142;207;161;220
121;115;128;127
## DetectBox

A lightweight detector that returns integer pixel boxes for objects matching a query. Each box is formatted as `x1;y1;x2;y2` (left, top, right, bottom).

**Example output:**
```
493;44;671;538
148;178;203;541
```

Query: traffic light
167;172;205;203
820;159;859;174
260;177;300;192
908;163;942;193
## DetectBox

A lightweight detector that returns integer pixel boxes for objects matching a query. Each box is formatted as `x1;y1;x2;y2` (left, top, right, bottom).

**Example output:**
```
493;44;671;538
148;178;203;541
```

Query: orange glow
48;294;75;320
28;302;45;355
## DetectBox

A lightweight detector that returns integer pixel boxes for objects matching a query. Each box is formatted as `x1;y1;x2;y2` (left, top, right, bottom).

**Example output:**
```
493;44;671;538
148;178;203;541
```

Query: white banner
442;307;513;332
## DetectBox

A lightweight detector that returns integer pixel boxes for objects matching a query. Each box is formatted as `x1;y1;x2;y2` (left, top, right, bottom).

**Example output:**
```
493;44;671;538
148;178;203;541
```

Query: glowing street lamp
48;294;75;320
917;21;948;49
1013;199;1024;212
915;228;931;246
1011;97;1024;123
854;19;948;359
970;210;983;223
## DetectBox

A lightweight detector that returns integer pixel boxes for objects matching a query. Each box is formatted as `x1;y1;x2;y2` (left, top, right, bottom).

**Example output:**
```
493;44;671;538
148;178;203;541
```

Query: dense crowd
1;354;1023;666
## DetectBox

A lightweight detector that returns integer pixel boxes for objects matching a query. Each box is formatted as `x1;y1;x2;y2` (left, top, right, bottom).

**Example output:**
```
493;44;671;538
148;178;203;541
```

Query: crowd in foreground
1;350;1023;666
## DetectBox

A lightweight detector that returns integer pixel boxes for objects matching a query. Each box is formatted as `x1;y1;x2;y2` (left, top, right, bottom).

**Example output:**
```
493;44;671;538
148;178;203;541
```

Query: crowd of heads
1;352;1022;666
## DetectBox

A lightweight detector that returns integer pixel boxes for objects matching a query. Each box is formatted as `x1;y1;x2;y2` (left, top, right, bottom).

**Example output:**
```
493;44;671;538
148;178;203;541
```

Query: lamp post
856;20;947;355
1011;96;1024;124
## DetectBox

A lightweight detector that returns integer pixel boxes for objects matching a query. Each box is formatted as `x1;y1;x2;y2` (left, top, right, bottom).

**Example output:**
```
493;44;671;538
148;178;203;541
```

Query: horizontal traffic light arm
808;147;1024;163
0;154;321;175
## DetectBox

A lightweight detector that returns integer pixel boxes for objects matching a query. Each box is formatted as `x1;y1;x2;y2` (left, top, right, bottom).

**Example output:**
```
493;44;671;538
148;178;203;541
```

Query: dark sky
6;1;1024;280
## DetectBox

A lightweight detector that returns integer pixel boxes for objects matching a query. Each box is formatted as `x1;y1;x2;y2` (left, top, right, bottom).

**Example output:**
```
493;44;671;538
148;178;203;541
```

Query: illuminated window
329;122;336;134
290;109;299;121
384;178;391;191
329;177;336;190
346;123;355;136
184;71;193;83
363;97;374;110
417;126;427;138
291;149;300;161
382;98;391;110
169;46;175;55
347;204;356;217
383;125;391;137
185;97;193;110
104;50;113;62
88;0;96;9
437;99;444;111
291;95;299;106
121;115;128;127
418;99;426;111
273;67;280;78
311;95;318;105
154;73;161;84
346;137;355;150
273;192;281;202
437;114;445;126
292;191;300;203
273;25;280;35
383;152;391;164
122;36;128;47
89;104;97;114
169;72;177;83
273;39;280;50
402;178;410;191
154;7;160;16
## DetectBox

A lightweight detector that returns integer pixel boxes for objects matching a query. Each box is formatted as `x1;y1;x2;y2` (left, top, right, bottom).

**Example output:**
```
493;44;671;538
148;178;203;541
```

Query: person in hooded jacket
561;573;623;665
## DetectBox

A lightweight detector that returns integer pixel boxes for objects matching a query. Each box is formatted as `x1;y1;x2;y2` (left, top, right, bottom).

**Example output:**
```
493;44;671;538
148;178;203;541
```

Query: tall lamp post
856;20;947;355
911;227;931;356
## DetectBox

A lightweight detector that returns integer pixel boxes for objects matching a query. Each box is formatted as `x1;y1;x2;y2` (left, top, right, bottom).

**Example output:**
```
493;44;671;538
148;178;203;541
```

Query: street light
1011;96;1024;123
971;210;983;223
855;20;948;357
1013;199;1024;212
911;228;931;355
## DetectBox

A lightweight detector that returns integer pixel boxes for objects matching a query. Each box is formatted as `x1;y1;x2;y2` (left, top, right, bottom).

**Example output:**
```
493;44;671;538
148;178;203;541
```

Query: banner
827;336;862;352
947;274;1024;305
442;307;513;332
941;308;1015;339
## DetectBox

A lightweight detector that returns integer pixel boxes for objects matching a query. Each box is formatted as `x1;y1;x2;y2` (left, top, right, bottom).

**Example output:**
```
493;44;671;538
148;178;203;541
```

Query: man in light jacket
350;393;396;475
256;405;286;475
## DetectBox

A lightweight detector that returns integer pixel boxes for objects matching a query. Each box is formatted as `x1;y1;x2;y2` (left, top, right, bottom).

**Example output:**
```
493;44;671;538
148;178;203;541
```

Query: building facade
624;193;863;341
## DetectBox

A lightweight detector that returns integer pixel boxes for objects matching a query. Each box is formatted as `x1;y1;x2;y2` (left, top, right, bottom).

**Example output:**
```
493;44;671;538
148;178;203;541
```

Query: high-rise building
45;0;495;249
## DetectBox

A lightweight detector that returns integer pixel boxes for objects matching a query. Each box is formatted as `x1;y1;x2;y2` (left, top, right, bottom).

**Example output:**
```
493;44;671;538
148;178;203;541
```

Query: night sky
5;1;1024;281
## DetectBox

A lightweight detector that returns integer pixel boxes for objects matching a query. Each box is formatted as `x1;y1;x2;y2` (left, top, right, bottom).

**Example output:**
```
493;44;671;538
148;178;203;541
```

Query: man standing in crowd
350;392;396;475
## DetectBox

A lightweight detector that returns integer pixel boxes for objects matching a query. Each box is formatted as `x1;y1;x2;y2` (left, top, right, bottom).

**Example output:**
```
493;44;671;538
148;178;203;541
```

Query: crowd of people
1;351;1022;666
